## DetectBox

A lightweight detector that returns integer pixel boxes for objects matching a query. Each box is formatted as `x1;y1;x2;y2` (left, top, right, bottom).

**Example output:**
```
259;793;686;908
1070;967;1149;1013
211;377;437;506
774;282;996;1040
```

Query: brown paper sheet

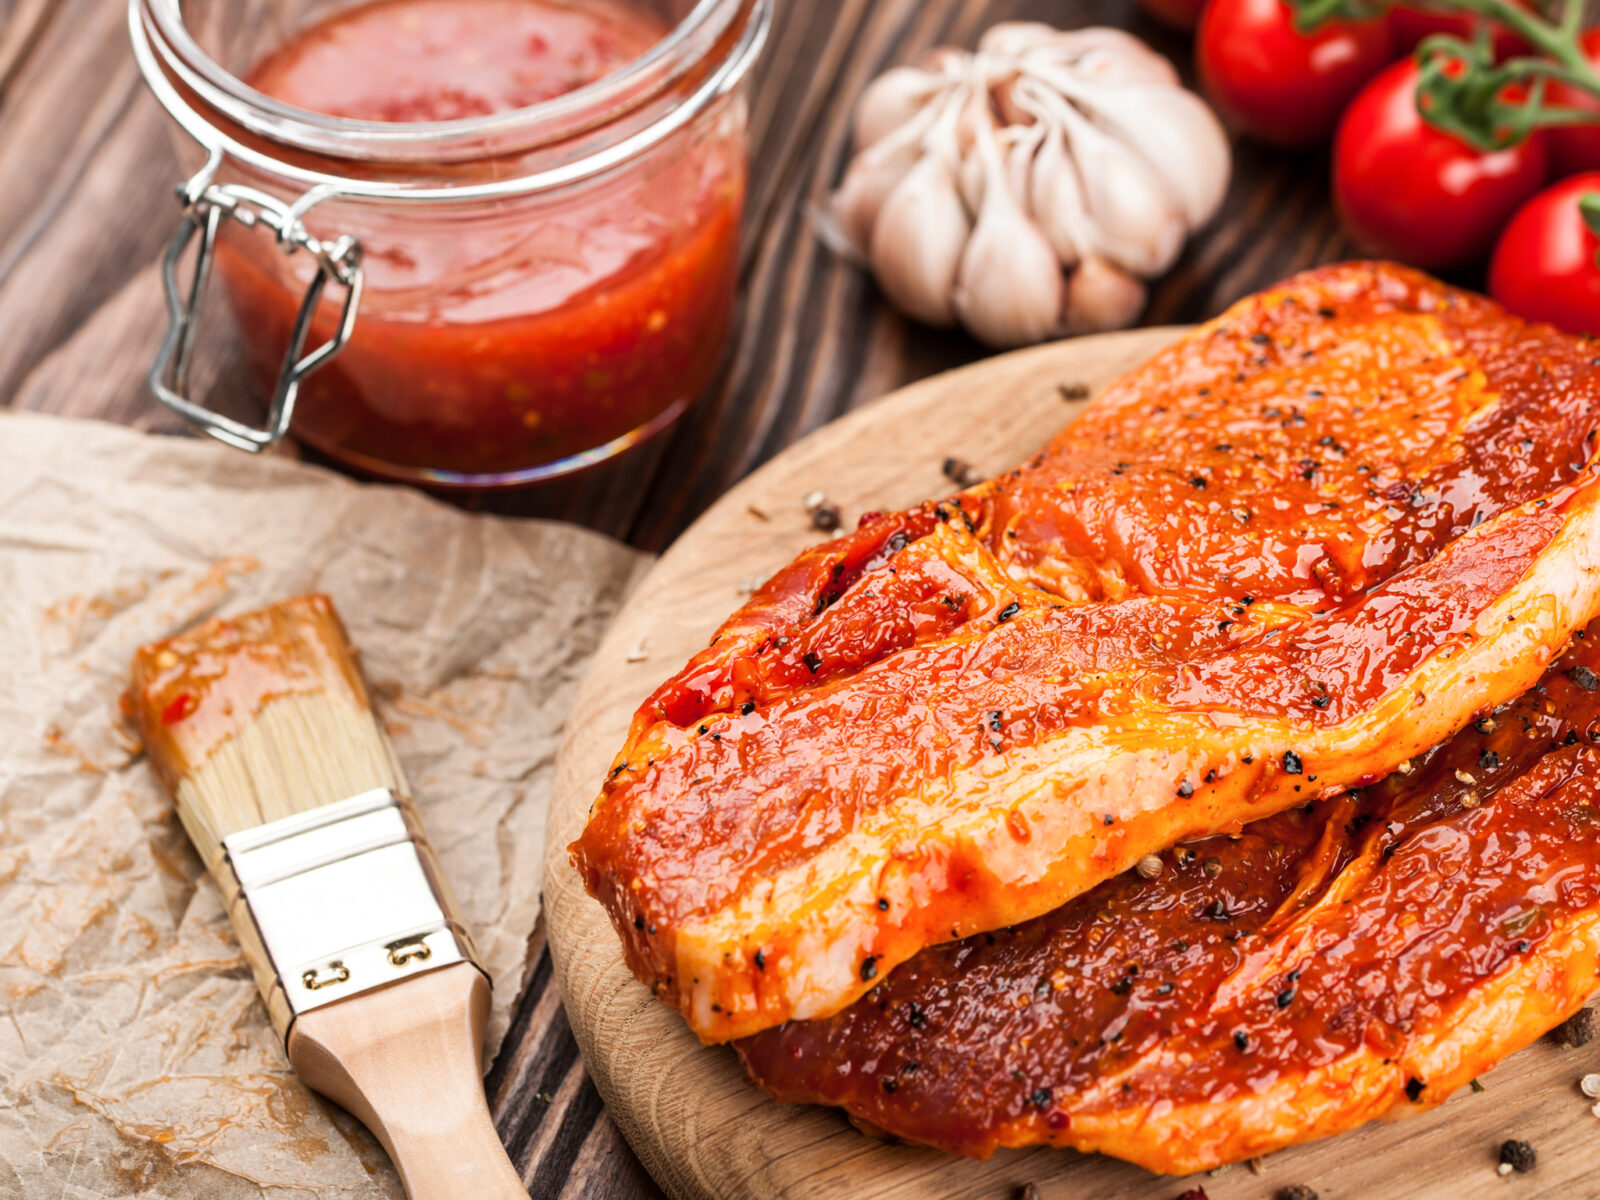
0;413;649;1198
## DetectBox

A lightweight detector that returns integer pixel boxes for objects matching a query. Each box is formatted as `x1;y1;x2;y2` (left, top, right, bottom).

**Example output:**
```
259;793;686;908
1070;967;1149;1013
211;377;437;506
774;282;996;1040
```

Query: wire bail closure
148;148;364;453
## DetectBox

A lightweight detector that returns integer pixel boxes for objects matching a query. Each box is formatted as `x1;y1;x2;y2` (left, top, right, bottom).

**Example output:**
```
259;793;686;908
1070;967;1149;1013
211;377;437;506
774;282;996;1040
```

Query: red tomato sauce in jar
216;0;744;485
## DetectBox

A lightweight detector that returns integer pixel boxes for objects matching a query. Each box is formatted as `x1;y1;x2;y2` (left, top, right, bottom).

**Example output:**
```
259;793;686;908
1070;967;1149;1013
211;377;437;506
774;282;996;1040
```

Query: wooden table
0;1;1370;1195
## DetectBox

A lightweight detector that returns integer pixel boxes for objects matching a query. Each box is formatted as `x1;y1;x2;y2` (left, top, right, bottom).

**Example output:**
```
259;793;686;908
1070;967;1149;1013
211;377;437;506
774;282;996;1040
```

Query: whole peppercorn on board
547;281;1600;1199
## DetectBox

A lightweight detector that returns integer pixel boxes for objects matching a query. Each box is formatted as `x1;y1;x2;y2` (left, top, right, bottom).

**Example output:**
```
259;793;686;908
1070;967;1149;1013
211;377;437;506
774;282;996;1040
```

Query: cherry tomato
1389;3;1530;61
1488;173;1600;334
1137;0;1207;33
1334;58;1548;268
1196;0;1392;148
1543;29;1600;174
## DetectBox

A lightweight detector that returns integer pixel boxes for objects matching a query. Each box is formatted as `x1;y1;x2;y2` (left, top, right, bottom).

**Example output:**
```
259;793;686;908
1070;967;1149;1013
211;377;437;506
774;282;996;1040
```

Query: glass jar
131;0;767;487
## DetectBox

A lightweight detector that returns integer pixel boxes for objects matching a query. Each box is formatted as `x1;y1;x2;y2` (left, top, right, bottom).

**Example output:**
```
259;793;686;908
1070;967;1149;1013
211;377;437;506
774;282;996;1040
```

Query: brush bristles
128;594;411;869
174;690;409;868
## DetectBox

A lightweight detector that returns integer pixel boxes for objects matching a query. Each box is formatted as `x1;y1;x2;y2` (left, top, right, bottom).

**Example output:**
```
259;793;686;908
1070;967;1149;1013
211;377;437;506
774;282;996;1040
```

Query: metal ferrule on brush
212;787;484;1042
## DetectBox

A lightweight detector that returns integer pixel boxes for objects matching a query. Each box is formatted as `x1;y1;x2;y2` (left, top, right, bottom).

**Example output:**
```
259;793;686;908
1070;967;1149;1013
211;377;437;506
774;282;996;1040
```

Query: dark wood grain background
0;0;1371;1194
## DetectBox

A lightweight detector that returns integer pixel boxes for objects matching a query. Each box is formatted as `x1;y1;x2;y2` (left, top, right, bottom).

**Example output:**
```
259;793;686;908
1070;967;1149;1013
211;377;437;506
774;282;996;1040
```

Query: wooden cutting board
543;328;1600;1200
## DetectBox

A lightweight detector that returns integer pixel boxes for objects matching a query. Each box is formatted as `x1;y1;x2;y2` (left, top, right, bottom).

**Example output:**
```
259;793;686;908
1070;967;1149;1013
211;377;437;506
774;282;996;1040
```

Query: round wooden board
544;329;1600;1200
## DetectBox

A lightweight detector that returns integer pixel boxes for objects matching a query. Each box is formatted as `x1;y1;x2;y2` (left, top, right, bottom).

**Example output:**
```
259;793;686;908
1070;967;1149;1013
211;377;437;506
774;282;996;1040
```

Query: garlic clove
1064;254;1147;334
953;88;998;213
870;152;972;327
853;66;948;150
1033;82;1186;277
1028;120;1093;269
825;94;949;259
951;118;1065;348
825;134;923;260
1050;79;1231;231
1004;122;1046;207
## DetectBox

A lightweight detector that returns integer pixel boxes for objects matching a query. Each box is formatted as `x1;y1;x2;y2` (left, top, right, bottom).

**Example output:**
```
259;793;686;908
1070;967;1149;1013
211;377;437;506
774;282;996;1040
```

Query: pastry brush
127;594;527;1200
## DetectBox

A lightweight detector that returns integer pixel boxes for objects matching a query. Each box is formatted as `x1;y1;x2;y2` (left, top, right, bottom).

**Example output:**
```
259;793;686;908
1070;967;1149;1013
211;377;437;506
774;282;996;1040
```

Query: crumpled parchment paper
0;412;648;1198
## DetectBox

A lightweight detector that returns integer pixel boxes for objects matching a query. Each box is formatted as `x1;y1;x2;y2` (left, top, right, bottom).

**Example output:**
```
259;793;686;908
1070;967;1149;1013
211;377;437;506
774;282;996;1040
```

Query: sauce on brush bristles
127;594;407;868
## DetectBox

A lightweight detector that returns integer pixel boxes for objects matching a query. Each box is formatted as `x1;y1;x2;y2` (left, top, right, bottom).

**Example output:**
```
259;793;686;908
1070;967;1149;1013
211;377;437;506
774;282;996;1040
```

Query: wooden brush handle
287;962;528;1200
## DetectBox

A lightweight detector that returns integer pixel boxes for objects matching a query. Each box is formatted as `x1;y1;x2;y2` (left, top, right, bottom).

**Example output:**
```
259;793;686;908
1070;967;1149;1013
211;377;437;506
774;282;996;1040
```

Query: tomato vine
1293;0;1600;150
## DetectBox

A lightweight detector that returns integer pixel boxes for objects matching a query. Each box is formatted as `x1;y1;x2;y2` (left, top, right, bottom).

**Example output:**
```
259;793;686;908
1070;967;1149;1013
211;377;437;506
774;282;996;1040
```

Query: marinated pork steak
736;626;1600;1171
573;262;1600;1043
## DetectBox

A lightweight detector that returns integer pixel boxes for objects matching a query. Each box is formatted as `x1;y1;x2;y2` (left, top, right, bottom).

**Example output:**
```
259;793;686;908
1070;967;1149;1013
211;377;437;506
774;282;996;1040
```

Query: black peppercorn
1499;1139;1537;1173
1551;1006;1596;1047
809;501;841;532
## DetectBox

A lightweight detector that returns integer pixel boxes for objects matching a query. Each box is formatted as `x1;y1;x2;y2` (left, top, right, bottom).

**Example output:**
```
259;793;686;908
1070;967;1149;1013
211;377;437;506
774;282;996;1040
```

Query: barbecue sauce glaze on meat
573;261;1600;1043
736;629;1600;1171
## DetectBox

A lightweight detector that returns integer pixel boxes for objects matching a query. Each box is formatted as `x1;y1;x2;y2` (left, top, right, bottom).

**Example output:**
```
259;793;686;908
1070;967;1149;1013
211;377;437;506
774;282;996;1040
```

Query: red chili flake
161;693;197;725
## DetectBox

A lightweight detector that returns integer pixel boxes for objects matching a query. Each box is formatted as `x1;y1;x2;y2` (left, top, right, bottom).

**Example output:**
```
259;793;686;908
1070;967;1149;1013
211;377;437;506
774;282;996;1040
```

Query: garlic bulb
823;21;1230;349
